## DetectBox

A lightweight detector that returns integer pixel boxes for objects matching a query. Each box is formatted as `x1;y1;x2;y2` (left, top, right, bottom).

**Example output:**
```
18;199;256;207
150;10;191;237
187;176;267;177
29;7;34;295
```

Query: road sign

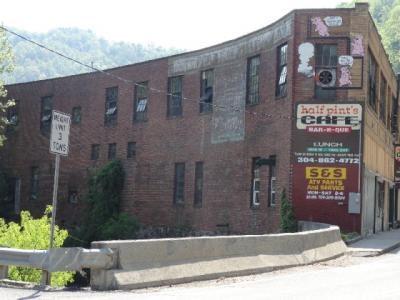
50;110;71;156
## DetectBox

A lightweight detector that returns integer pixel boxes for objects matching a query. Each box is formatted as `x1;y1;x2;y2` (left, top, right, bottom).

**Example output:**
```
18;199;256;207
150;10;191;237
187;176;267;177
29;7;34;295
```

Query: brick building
1;3;399;236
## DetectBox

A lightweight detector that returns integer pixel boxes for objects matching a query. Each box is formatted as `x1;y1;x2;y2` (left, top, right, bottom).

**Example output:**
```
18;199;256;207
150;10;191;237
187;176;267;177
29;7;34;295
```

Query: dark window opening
168;76;183;117
276;44;288;98
247;55;260;105
368;52;378;111
108;143;116;160
194;161;204;207
127;141;136;159
315;44;337;100
72;106;82;124
200;69;214;113
379;74;387;124
105;87;118;126
91;144;100;160
30;166;39;200
173;162;185;205
68;190;79;204
40;96;52;136
134;82;148;122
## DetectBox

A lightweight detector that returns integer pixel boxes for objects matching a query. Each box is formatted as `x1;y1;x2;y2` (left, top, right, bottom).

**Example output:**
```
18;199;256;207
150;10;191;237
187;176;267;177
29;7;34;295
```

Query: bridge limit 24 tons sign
50;110;71;156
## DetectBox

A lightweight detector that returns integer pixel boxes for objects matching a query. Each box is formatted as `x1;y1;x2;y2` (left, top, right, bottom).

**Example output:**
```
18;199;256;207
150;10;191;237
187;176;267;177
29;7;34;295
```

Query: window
91;144;100;160
68;190;78;204
167;76;183;117
30;166;39;200
200;69;213;113
268;159;277;207
173;162;185;204
127;141;136;159
315;44;337;100
40;96;52;135
251;158;260;207
6;100;18;126
246;55;260;105
194;162;204;207
108;143;116;160
379;74;387;124
72;106;82;124
105;87;118;126
134;82;148;122
276;44;288;98
368;52;378;111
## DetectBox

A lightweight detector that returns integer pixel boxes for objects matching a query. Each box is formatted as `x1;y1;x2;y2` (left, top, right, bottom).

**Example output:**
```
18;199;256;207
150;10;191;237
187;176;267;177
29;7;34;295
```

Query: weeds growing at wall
280;188;297;233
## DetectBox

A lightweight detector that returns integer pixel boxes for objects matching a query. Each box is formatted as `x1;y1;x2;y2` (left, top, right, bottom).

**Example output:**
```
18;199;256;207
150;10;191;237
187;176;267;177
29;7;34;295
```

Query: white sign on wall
50;110;71;156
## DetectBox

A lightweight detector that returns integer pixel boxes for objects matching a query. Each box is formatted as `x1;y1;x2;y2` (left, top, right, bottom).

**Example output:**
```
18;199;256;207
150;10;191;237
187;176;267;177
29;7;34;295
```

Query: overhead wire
0;25;292;121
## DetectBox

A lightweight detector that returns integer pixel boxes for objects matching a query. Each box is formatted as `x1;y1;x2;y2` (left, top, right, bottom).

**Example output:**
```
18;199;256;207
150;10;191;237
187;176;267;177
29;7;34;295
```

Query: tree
0;27;14;146
0;206;74;286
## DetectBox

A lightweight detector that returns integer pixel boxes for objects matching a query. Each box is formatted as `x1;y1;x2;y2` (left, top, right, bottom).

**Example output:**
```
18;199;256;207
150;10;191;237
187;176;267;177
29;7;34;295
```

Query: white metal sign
50;110;71;156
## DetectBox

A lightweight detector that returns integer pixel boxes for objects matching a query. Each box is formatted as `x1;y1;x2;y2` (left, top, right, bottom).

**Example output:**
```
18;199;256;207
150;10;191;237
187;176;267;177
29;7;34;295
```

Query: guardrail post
0;265;8;279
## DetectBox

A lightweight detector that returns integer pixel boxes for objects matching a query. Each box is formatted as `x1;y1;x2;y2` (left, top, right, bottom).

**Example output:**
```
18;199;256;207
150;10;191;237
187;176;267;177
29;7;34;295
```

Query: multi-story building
1;3;399;236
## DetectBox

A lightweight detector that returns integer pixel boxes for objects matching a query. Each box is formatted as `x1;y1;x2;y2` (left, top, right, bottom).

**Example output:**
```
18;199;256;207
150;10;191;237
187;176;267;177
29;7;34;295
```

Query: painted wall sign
338;55;354;66
351;34;364;56
311;17;329;37
324;16;343;27
298;42;315;77
339;66;352;87
292;103;362;229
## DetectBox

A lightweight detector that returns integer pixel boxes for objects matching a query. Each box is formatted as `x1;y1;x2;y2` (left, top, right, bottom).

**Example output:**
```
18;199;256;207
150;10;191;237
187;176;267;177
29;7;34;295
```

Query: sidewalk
347;228;400;257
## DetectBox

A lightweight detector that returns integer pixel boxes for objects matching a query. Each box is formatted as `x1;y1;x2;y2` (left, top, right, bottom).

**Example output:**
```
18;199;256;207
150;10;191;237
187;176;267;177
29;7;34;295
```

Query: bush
0;206;74;286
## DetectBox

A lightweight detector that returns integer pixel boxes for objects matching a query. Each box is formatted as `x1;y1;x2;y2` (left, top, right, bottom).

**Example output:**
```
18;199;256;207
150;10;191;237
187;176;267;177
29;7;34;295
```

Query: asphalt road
2;250;400;300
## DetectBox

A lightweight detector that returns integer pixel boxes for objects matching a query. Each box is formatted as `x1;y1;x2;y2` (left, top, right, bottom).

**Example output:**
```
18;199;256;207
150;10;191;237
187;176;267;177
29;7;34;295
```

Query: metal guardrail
0;247;115;280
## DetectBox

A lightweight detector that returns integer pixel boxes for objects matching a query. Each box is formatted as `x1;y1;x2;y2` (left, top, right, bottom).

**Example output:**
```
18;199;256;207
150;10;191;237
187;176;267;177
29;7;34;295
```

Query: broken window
246;55;260;105
72;106;81;124
200;69;213;113
368;52;378;111
276;43;288;98
173;162;185;205
194;161;204;207
168;76;183;117
40;96;52;136
68;190;78;204
91;144;100;160
105;87;118;126
134;82;148;121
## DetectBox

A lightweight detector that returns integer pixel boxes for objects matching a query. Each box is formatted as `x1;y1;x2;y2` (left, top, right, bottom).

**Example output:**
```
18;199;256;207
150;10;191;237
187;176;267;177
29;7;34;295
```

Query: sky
1;0;345;50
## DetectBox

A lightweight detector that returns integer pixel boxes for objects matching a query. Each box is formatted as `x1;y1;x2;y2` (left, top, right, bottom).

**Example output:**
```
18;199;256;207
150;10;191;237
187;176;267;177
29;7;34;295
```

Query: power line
0;25;292;120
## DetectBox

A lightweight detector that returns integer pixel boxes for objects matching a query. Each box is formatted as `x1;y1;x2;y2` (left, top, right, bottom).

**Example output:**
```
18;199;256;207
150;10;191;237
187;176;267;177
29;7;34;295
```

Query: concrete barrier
91;222;346;290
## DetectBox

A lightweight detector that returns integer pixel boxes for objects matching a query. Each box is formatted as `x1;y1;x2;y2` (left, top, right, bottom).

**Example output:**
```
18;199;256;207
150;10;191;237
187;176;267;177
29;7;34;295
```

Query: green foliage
280;189;297;233
0;206;74;286
4;27;182;84
0;27;15;146
75;160;139;245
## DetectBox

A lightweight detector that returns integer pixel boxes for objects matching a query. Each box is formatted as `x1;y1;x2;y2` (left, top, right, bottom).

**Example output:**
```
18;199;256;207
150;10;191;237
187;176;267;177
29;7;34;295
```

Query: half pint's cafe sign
293;103;362;207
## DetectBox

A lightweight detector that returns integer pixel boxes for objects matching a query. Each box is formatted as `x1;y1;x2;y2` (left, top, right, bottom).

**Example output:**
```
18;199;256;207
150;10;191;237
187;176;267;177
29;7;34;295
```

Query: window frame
72;106;82;124
276;43;288;98
40;96;52;135
108;143;116;160
379;73;387;124
173;162;185;205
200;69;214;113
105;86;118;126
134;82;149;122
368;51;378;111
314;44;337;100
91;144;100;160
30;166;39;200
127;141;136;159
251;157;261;207
246;55;260;105
268;159;277;207
194;161;204;207
167;76;183;117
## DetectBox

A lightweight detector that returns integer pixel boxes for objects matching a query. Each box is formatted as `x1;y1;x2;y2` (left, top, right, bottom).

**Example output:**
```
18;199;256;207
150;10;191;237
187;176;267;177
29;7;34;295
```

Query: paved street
2;248;400;300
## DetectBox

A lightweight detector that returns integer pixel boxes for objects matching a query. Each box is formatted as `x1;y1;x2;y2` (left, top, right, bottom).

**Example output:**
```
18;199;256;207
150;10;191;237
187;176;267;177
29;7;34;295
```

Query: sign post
43;110;71;285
